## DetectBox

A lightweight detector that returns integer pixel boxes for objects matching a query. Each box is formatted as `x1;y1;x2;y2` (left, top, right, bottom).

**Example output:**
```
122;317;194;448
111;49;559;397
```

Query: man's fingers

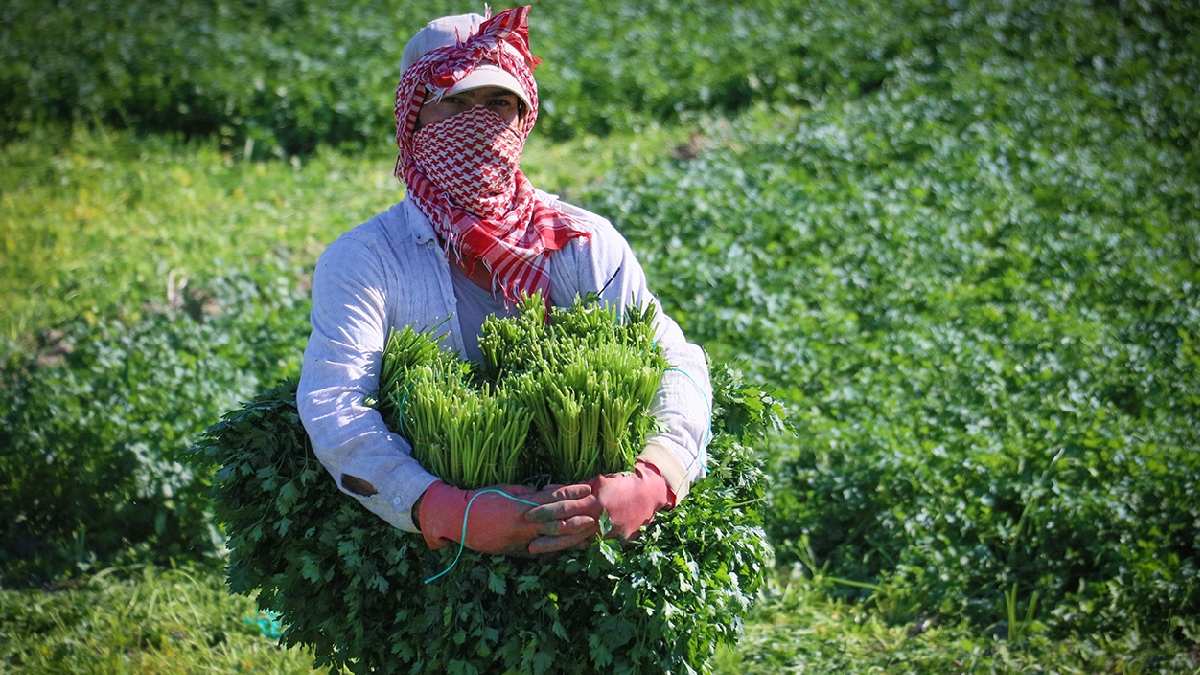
524;495;600;523
533;514;596;537
527;527;599;555
521;482;596;523
557;515;596;534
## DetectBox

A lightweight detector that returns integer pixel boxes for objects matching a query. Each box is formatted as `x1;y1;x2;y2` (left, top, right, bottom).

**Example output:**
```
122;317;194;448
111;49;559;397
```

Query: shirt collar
400;198;437;245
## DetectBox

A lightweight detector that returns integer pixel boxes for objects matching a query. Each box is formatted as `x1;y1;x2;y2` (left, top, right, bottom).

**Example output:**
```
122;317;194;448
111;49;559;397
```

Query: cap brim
445;65;531;109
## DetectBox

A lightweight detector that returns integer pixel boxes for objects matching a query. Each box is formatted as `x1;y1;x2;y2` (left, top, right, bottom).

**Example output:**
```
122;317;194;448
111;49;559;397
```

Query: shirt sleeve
296;235;437;533
571;219;712;503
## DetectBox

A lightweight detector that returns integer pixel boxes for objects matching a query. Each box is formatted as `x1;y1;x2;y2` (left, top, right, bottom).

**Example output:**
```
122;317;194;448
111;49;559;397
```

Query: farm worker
295;5;711;556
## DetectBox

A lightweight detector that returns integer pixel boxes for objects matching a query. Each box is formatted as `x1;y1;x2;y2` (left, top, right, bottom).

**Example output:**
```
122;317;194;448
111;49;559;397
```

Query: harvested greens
379;293;667;487
199;294;778;673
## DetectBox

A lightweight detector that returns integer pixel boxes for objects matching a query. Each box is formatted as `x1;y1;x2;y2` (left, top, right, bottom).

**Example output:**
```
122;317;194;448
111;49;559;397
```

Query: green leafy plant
0;266;309;584
198;365;776;674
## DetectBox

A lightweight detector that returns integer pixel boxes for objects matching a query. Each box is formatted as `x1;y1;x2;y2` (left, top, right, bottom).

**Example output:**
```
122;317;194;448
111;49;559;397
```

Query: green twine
423;488;540;584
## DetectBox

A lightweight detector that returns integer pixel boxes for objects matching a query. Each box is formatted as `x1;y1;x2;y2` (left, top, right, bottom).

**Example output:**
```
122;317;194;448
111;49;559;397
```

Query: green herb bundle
199;365;777;674
378;327;531;488
378;294;667;488
513;344;663;483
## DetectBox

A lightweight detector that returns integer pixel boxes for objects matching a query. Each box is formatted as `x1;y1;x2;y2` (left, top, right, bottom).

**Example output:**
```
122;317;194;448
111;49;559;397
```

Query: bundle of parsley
199;298;778;673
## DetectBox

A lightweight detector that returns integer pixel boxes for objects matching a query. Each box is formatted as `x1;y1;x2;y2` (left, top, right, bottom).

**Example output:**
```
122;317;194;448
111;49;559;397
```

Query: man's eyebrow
446;88;516;102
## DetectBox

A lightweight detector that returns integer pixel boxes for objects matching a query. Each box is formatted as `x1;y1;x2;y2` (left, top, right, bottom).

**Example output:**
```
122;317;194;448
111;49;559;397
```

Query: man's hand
416;480;598;555
523;460;675;543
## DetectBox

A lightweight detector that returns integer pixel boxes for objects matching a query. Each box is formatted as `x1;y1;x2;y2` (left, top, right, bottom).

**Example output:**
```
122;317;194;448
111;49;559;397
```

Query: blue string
664;366;711;408
423;488;540;585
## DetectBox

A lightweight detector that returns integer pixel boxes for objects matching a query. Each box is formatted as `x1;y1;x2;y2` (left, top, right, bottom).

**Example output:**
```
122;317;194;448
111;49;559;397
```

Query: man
296;6;710;558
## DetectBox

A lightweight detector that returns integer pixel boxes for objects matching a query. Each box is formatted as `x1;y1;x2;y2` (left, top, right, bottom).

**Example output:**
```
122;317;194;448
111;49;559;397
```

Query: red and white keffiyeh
411;105;523;220
393;5;590;304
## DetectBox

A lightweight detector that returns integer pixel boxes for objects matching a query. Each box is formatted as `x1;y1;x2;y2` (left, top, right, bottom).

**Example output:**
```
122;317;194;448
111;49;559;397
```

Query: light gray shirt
296;194;711;532
447;260;520;364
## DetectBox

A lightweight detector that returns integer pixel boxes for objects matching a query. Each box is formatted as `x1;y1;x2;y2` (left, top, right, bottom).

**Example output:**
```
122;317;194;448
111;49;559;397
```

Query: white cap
400;13;532;109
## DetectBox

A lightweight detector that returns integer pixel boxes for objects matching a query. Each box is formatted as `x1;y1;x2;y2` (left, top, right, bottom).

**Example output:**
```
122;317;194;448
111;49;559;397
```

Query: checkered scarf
393;5;590;303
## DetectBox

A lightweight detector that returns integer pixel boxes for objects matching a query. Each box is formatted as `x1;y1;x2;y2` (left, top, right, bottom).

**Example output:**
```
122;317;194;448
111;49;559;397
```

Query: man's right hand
415;480;599;556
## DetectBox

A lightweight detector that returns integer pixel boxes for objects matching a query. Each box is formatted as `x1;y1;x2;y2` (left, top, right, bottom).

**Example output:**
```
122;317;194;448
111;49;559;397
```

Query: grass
4;564;1196;674
0;565;316;674
716;571;1200;674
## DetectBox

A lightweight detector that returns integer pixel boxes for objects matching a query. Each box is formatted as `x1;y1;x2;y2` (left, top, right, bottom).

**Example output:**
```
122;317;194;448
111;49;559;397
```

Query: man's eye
488;99;513;107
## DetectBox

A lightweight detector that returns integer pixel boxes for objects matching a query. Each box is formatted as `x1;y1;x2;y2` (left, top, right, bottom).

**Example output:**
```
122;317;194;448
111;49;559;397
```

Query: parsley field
2;0;1199;672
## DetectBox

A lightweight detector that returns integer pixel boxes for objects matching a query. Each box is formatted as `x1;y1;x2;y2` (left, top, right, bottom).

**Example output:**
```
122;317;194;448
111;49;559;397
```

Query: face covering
411;106;524;218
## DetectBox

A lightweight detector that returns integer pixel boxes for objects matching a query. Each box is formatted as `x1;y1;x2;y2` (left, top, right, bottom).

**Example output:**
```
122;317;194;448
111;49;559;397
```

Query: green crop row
2;0;957;154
